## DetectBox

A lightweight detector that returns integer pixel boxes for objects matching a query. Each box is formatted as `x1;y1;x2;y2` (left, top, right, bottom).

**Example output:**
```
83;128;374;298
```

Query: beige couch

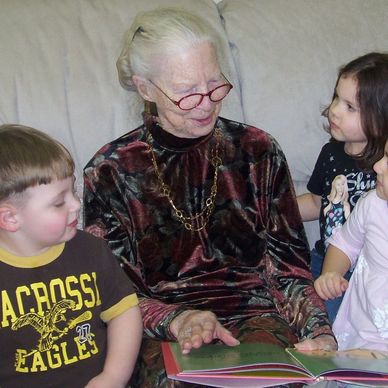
1;0;387;246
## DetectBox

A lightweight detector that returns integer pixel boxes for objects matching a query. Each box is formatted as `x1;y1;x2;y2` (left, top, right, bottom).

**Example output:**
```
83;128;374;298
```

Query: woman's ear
0;204;20;232
132;75;153;101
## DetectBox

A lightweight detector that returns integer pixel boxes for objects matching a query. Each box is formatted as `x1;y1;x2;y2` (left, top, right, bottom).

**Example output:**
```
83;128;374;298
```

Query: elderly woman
83;7;336;387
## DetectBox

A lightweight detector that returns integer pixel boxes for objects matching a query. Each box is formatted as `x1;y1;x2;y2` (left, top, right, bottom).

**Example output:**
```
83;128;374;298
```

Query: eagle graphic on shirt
11;299;92;356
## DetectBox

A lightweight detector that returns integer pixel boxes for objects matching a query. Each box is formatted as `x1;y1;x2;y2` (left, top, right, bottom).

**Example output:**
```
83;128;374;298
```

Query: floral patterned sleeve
260;136;333;339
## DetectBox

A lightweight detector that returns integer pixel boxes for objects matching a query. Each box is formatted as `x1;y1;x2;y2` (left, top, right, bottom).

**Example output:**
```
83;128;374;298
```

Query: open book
162;341;388;387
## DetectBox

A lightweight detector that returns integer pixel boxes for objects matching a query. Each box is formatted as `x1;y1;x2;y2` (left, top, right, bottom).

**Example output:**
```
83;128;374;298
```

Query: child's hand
84;371;126;388
295;334;337;351
314;272;348;300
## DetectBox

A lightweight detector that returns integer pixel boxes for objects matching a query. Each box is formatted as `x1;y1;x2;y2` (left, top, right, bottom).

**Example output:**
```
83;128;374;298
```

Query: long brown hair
324;52;388;169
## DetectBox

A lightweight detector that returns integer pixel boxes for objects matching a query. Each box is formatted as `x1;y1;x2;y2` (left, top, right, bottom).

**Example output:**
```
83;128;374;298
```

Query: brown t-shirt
0;230;138;388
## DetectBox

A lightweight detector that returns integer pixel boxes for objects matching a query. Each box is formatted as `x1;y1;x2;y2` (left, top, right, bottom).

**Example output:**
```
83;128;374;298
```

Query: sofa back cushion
0;0;242;187
218;0;388;184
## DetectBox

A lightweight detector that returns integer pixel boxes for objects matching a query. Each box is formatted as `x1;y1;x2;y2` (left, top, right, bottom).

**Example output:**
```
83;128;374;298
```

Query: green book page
287;348;388;377
169;342;305;373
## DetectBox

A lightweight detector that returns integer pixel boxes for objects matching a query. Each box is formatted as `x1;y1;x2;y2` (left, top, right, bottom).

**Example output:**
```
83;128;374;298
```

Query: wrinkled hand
170;310;240;355
294;334;337;351
314;272;348;300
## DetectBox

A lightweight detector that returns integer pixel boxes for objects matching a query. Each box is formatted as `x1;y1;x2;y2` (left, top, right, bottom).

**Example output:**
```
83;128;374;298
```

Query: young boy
0;124;142;387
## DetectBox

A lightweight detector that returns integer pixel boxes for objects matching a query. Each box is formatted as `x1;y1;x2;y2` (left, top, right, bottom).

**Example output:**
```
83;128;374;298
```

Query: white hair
116;7;223;91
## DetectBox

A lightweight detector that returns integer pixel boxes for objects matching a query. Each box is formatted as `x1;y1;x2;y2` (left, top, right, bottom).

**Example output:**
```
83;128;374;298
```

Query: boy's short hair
0;124;75;203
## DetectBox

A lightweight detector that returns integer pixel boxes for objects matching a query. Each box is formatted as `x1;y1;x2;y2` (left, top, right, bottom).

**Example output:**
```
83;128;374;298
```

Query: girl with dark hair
297;52;388;322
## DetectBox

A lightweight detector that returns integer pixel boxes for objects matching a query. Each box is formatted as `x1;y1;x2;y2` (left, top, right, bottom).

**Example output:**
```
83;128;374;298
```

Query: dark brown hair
324;52;388;169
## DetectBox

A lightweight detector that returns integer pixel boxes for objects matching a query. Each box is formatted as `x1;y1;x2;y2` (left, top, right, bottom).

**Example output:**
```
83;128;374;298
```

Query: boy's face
16;176;80;254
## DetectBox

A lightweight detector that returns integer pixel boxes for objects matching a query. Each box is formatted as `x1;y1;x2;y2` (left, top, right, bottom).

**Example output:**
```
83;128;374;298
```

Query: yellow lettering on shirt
46;344;62;369
80;274;96;308
30;282;50;313
1;290;17;327
49;279;67;304
91;272;101;306
65;276;83;309
1;273;101;327
60;341;78;365
15;286;30;316
76;340;91;360
15;349;28;372
75;334;99;360
30;351;48;372
14;337;99;373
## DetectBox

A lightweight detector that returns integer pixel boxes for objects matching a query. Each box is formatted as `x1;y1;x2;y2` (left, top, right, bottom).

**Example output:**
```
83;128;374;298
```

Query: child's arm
314;244;351;300
296;192;321;221
85;305;143;388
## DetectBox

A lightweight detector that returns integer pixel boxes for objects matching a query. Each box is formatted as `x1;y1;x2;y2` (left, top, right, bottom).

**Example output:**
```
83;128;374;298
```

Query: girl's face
14;176;80;255
147;42;223;138
373;140;388;200
328;75;366;156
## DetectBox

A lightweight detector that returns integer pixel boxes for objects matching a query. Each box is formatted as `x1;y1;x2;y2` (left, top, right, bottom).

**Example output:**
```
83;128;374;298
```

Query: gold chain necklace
146;128;222;232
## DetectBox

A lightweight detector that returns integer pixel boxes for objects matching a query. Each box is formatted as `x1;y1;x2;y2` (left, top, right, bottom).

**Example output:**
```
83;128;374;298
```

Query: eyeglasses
148;74;233;111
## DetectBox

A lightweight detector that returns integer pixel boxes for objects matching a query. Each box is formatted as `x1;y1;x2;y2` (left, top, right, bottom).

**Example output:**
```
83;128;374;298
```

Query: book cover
162;342;388;388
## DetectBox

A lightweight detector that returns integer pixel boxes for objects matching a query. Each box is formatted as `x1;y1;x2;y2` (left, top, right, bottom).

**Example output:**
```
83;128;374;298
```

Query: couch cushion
0;0;243;189
218;0;388;184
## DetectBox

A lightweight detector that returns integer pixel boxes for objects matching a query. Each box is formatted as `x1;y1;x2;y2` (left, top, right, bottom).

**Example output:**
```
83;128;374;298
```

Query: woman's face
149;42;223;138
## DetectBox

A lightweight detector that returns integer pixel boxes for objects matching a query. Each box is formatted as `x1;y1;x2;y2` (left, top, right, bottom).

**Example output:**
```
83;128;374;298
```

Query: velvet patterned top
83;115;332;342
